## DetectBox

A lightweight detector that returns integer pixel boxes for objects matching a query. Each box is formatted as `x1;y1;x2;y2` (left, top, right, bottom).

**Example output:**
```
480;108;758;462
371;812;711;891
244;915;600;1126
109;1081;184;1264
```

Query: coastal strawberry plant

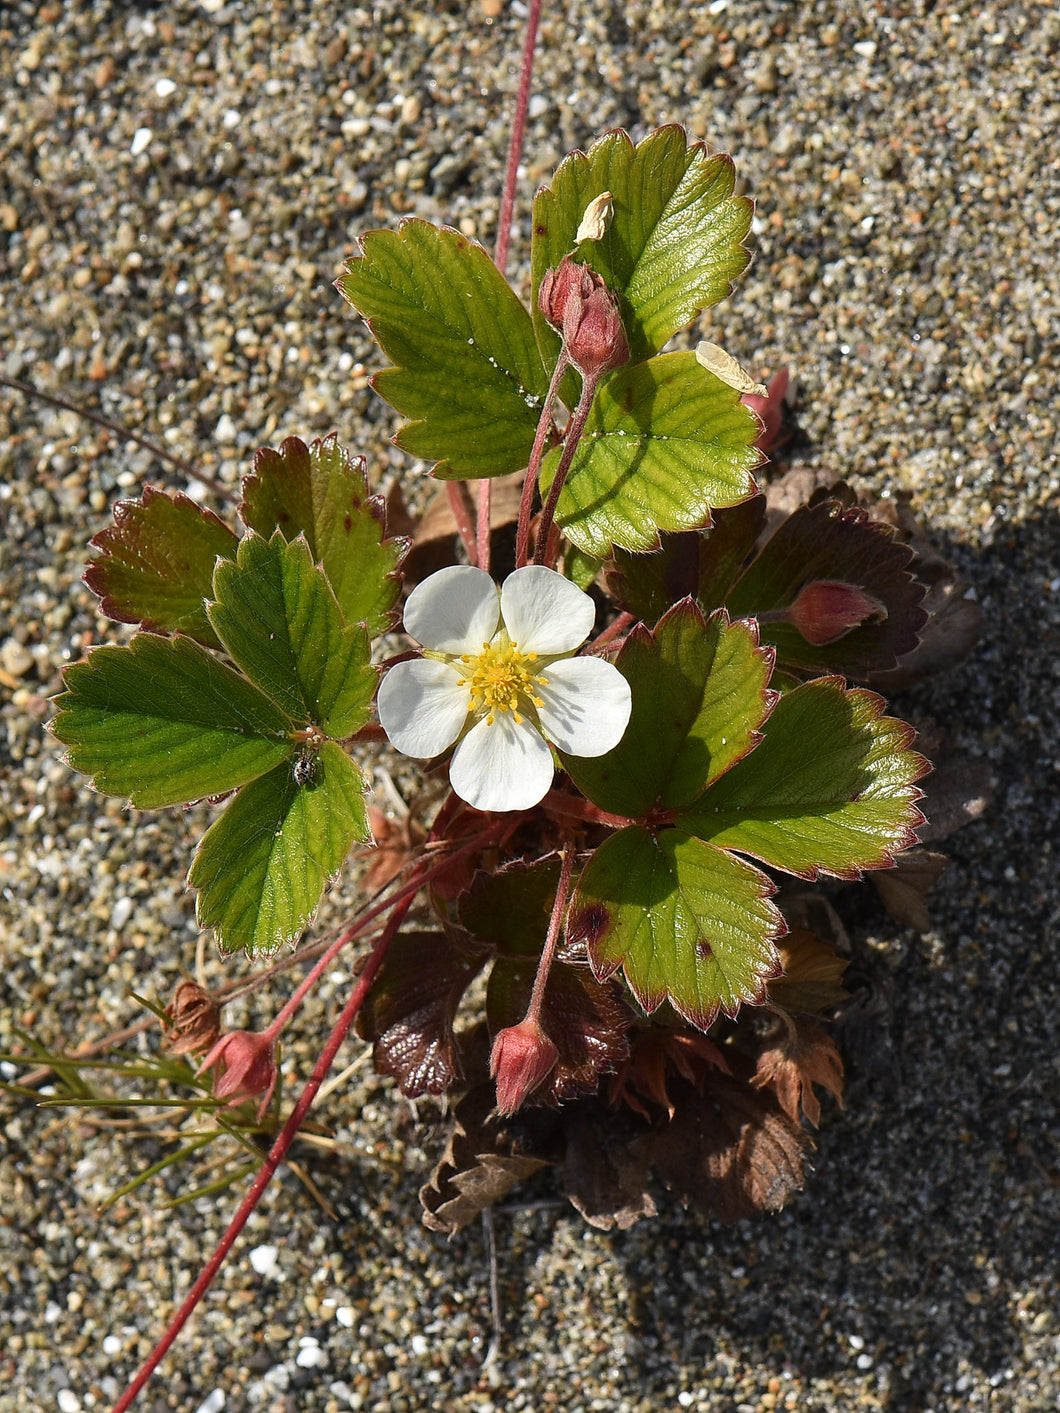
18;113;985;1410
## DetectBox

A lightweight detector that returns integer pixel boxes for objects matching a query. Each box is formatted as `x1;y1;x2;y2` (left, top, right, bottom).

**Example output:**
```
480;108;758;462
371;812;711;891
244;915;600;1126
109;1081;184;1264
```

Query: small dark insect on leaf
293;753;317;787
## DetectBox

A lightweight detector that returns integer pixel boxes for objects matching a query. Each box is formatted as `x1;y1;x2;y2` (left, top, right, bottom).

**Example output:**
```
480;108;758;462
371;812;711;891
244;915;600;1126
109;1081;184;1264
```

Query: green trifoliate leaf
207;532;375;740
189;742;370;955
51;634;294;808
564;602;775;818
532;126;753;365
240;434;407;638
679;679;928;879
336;220;549;479
83;486;238;648
568;826;782;1030
539;352;760;557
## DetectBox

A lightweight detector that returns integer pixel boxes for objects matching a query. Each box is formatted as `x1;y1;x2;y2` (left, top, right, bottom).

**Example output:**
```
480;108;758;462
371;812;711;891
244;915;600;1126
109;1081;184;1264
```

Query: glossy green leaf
208;532;375;740
564;602;775;818
531;126;753;364
83;486;238;647
189;742;369;955
240;434;407;638
539;352;760;557
51;634;294;808
568;826;782;1030
336;220;549;479
680;679;928;878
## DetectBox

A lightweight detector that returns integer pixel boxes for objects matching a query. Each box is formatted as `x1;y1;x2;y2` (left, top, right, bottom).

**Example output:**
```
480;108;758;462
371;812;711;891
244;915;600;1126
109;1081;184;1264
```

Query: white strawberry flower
377;565;631;812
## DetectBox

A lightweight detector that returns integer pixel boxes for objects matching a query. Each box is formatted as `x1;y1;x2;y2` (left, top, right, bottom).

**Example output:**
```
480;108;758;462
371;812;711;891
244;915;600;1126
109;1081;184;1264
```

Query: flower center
457;637;548;726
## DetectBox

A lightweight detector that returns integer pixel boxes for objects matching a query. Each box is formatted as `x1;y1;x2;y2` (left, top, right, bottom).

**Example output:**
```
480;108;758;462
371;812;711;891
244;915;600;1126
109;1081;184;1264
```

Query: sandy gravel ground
1;2;1058;1411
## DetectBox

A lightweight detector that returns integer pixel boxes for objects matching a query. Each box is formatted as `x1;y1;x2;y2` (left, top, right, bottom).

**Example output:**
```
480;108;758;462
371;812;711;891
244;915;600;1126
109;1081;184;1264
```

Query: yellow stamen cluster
457;638;548;726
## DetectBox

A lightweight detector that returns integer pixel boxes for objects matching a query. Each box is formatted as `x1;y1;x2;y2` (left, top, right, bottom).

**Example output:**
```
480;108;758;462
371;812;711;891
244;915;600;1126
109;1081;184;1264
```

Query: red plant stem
585;610;635;654
514;350;568;567
477;477;492;574
0;374;234;504
493;0;544;275
525;845;575;1023
531;373;598;566
109;916;399;1413
446;481;478;565
109;824;502;1413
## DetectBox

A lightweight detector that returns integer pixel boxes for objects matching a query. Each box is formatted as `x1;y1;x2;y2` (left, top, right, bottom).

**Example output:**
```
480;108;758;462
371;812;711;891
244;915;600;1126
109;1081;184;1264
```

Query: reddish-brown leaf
356;930;488;1097
652;1070;809;1220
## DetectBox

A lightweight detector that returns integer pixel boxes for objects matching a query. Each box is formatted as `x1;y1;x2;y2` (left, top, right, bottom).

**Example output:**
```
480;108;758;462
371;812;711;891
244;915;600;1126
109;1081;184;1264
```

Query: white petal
376;658;469;757
499;565;596;655
449;713;556;812
536;656;632;757
402;565;500;653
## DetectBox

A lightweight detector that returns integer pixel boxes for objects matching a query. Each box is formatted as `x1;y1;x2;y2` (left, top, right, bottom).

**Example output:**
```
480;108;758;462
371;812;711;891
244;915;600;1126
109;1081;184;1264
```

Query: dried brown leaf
766;927;849;1013
872;848;950;930
751;1017;844;1127
419;1082;550;1235
561;1099;656;1230
652;1070;808;1221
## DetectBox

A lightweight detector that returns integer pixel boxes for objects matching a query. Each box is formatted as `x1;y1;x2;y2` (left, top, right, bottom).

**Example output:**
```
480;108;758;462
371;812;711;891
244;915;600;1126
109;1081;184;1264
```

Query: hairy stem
526;845;575;1023
477;476;492;574
585;611;635;655
0;374;233;503
514;349;568;567
446;481;478;564
493;0;544;275
531;372;598;567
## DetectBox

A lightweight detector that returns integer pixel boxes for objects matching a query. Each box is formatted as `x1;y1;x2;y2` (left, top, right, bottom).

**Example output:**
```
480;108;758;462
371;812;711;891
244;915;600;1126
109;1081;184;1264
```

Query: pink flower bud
538;255;596;329
788;580;887;646
742;367;790;455
198;1025;280;1121
489;1016;559;1116
563;285;630;378
539;256;629;379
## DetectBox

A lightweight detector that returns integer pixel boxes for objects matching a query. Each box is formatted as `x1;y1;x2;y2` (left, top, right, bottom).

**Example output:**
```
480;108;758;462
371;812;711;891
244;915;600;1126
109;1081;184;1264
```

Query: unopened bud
741;367;790;455
198;1025;280;1121
489;1015;559;1115
539;256;630;379
563;285;630;378
539;255;596;329
788;580;887;645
